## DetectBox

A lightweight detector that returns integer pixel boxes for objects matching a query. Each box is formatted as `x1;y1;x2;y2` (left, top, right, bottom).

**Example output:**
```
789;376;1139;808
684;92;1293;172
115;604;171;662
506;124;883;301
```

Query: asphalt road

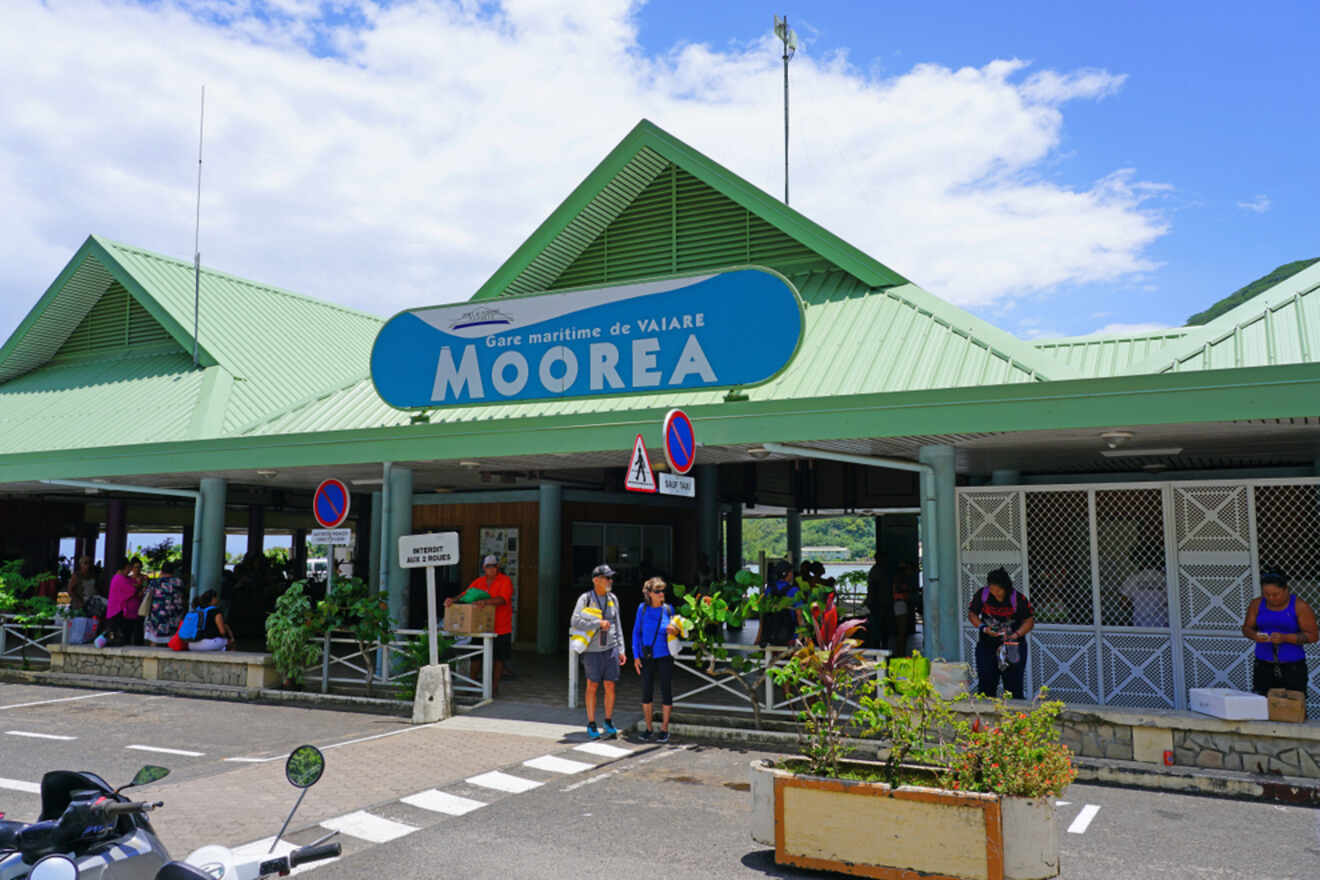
308;741;1320;880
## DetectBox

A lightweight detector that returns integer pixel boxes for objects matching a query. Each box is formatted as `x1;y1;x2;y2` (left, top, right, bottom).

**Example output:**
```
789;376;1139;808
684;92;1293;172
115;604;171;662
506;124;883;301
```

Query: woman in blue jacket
633;577;678;742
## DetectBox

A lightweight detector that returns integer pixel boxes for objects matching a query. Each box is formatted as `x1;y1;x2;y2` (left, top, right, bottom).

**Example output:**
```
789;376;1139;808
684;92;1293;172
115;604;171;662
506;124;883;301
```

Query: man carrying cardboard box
446;555;514;696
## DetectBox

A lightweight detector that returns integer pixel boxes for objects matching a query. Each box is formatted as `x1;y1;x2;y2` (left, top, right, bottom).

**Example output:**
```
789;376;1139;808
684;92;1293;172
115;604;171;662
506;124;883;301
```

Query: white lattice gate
957;478;1320;714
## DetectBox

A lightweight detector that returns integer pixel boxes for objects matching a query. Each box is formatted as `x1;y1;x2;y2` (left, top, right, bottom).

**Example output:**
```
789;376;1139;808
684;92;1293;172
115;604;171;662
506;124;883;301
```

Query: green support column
696;464;719;575
726;503;743;576
368;491;382;599
786;508;802;569
386;466;413;628
198;477;227;596
537;482;563;655
918;445;958;661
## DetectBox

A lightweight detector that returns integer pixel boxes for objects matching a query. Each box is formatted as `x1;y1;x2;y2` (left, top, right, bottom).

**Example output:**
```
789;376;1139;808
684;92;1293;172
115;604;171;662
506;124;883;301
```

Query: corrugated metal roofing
0;255;121;382
0;353;205;452
1032;329;1190;378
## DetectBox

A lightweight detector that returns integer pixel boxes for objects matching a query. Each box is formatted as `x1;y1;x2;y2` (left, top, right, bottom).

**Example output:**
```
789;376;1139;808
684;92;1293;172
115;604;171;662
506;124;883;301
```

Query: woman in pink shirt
106;558;145;646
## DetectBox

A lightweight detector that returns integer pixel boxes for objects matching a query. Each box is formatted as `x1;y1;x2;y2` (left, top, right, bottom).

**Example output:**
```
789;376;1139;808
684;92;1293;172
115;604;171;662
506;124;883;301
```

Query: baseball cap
482;555;499;567
592;563;616;578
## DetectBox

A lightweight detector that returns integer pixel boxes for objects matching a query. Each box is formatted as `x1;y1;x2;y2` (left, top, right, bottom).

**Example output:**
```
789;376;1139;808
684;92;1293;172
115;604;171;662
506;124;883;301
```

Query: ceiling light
256;469;278;479
1100;447;1183;458
459;460;482;470
351;478;384;486
747;446;772;459
1100;431;1134;449
1143;463;1169;472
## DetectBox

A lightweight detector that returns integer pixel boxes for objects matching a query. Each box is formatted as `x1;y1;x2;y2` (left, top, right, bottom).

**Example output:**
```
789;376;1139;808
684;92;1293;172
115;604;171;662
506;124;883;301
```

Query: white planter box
1189;688;1269;721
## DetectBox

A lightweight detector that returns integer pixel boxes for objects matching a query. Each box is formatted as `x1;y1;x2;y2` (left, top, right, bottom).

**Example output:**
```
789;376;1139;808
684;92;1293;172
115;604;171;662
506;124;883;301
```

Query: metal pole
782;16;790;205
193;85;205;370
482;636;494;701
425;566;439;666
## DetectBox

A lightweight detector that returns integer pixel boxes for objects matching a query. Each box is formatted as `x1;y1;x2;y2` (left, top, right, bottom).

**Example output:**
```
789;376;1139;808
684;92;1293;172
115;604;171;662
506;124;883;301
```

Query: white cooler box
1189;687;1268;720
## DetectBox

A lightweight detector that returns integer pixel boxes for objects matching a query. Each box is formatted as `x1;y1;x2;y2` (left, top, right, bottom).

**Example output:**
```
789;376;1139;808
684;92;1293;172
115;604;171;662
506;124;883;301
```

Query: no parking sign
663;409;696;474
313;479;351;529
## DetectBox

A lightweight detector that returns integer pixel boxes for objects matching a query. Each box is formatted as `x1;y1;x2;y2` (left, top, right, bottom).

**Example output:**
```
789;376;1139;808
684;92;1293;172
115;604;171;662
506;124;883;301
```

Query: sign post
398;532;460;665
313;480;351;595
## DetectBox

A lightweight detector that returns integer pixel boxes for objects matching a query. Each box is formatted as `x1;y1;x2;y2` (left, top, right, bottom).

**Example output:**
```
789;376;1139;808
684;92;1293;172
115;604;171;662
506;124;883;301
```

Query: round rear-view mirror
285;745;325;789
28;855;79;880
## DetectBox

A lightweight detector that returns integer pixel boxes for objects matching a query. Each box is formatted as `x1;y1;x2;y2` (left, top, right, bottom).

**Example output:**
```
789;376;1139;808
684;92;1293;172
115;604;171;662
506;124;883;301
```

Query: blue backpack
177;606;212;641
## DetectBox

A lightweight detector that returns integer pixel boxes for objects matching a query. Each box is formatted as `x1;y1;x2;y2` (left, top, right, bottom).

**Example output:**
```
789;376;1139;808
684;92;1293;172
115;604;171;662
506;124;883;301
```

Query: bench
47;643;279;689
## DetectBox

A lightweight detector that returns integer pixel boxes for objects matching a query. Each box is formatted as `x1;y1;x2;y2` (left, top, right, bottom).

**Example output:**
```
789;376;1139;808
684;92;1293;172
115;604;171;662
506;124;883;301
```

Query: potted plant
751;596;1074;880
264;581;322;689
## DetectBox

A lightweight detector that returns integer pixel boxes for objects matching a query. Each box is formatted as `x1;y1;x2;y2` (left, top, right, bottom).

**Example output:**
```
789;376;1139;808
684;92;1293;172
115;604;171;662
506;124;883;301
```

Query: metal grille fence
958;478;1320;715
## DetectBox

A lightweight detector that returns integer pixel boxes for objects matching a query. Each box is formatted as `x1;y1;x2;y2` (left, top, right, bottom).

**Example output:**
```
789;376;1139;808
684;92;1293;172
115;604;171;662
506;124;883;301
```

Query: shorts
582;650;620;683
494;633;512;662
1253;658;1308;695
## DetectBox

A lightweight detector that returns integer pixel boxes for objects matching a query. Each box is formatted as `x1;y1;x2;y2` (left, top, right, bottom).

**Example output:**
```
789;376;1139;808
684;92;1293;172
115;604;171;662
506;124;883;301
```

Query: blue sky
1;0;1315;343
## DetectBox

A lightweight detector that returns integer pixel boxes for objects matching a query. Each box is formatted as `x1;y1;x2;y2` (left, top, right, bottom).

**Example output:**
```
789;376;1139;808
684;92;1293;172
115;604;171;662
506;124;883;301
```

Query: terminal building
1;120;1317;714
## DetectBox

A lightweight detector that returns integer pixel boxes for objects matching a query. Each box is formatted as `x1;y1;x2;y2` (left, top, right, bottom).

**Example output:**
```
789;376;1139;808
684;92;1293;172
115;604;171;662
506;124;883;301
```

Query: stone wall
1173;729;1320;776
1059;718;1135;762
64;651;144;679
158;658;245;688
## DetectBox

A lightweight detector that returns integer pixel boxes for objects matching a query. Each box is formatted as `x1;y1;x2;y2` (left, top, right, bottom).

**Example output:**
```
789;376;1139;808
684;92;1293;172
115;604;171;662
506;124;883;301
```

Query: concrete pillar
726;503;743;576
990;469;1021;486
368;491;383;597
786;508;802;569
696;464;719;576
918;445;959;661
180;523;194;588
292;529;307;583
198;478;228;595
536;482;563;655
246;504;265;558
105;500;127;573
385;466;413;627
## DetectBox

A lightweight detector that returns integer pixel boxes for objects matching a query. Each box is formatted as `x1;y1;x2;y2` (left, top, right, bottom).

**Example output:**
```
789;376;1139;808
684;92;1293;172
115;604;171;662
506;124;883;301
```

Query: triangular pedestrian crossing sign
625;433;657;493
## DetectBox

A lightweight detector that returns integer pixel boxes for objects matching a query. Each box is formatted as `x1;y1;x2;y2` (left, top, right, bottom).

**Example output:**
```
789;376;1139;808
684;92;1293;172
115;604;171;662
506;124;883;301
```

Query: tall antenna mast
773;15;797;205
192;85;206;370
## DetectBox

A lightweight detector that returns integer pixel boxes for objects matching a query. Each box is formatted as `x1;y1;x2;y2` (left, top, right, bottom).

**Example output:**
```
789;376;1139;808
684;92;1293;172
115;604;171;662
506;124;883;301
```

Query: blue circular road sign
663;409;696;475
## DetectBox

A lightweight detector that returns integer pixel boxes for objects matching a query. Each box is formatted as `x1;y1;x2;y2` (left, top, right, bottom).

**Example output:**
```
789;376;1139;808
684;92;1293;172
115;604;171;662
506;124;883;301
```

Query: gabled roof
1032;328;1191;378
0;236;382;453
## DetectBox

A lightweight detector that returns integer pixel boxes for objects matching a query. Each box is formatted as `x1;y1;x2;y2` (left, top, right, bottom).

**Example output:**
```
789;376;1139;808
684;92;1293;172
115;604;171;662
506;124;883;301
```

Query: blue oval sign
370;267;803;408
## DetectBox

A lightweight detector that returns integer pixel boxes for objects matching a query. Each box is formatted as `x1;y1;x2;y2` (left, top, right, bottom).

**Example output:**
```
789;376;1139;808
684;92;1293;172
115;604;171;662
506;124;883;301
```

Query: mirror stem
269;787;310;853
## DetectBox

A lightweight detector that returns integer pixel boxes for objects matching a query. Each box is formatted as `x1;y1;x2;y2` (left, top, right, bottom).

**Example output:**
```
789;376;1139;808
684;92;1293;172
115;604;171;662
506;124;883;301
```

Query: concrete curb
0;667;411;716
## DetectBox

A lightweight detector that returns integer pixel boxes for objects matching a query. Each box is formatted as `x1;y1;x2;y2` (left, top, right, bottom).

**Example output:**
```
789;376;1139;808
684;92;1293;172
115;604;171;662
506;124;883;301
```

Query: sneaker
656;730;670;744
637;729;653;742
587;723;601;740
602;721;619;737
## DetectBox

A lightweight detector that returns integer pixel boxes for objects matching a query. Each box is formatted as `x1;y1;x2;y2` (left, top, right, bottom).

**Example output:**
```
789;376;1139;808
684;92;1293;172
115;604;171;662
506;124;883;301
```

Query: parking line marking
6;730;76;740
127;745;205;757
223;755;287;763
0;691;122;711
573;742;633;759
401;789;487;816
320;810;416;843
1067;804;1101;834
0;777;41;793
523;755;595;775
465;770;543;793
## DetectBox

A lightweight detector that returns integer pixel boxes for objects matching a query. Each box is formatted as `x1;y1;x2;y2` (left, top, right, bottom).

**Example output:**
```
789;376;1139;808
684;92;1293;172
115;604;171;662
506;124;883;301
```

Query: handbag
137;590;152;619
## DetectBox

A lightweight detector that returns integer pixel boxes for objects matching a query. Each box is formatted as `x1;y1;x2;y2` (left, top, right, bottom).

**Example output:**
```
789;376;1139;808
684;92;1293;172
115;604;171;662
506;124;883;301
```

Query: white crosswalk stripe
573;742;633;759
465;770;543;793
6;730;76;740
401;789;487;816
320;811;417;843
0;776;40;793
523;755;595;775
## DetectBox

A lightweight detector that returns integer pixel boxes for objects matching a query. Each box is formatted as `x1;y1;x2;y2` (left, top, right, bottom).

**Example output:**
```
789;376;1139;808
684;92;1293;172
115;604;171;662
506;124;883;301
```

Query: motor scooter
0;764;172;879
154;744;340;880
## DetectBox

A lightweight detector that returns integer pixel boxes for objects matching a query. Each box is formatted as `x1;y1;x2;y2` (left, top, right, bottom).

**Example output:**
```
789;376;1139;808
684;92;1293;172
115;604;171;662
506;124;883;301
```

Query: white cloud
1237;194;1271;214
0;1;1170;343
1086;321;1177;337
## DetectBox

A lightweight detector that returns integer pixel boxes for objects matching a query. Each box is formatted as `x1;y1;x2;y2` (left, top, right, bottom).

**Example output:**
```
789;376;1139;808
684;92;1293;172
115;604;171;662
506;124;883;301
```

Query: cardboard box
1267;688;1307;723
1189;687;1269;721
444;603;495;635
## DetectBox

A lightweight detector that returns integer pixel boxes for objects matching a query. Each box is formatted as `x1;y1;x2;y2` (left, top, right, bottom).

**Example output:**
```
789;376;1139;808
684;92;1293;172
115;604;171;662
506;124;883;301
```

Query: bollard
413;663;453;723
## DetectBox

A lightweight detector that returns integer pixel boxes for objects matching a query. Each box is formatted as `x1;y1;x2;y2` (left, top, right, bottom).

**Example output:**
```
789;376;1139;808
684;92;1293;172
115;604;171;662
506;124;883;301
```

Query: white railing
568;642;890;717
0;614;63;666
307;628;495;702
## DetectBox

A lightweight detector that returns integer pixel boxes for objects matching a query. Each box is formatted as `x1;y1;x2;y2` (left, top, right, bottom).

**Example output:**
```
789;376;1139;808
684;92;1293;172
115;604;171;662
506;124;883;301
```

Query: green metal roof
1032;329;1191;378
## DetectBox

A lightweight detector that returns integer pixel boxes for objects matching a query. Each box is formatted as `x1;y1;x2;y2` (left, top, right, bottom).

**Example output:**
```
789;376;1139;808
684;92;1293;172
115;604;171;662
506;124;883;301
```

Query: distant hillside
743;515;875;562
1187;258;1319;325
